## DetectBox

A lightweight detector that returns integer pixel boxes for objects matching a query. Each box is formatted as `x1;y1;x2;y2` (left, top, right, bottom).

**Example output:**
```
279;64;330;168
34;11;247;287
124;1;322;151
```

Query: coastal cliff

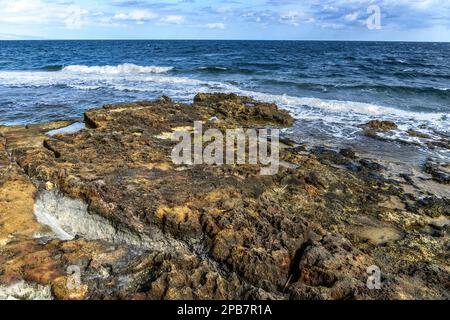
0;93;448;300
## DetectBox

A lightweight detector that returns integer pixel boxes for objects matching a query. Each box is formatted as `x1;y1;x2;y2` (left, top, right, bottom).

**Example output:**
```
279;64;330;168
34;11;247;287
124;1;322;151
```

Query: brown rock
0;93;448;300
360;120;399;140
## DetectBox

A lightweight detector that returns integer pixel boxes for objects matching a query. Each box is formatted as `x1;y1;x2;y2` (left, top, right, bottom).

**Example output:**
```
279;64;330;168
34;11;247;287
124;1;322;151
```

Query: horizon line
1;38;449;43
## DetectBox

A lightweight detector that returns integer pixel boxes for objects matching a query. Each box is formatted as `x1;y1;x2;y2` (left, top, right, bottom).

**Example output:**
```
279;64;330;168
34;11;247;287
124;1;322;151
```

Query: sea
0;40;449;163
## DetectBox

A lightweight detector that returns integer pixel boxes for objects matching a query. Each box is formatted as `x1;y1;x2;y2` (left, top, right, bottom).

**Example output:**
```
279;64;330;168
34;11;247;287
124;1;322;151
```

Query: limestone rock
0;93;448;300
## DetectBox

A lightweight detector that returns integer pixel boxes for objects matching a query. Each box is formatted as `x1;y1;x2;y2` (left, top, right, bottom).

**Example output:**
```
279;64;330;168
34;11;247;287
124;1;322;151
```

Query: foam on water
63;63;174;74
0;70;227;88
0;69;446;128
228;89;449;143
238;90;447;122
0;66;448;158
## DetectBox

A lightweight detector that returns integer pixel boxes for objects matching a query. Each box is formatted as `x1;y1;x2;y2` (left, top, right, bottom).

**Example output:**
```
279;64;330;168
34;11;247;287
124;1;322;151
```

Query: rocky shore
0;93;449;300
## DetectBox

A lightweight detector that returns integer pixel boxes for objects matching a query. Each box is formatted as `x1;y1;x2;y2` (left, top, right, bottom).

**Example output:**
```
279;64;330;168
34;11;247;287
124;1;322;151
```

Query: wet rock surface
424;158;450;185
360;120;398;132
0;94;449;300
359;120;402;142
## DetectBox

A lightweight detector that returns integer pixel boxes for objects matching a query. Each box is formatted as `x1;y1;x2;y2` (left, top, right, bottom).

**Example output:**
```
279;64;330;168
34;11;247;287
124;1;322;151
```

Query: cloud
279;11;314;27
344;12;359;22
0;32;45;40
113;11;186;26
159;15;185;24
112;0;179;9
65;5;89;29
266;0;298;5
113;9;158;22
0;0;449;40
308;0;450;29
0;0;89;28
206;22;225;29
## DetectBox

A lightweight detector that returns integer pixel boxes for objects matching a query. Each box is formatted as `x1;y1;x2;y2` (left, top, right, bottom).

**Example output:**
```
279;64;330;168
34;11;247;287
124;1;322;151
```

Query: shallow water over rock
46;122;85;136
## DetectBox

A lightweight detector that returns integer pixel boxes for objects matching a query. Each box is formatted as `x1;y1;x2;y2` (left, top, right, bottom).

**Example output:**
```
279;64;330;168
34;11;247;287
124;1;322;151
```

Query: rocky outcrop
194;93;295;126
424;158;450;185
360;120;398;132
407;129;431;139
0;93;448;300
360;120;398;139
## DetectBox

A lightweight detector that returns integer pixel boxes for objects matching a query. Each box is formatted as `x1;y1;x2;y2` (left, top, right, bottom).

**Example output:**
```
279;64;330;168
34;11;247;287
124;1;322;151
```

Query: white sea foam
198;66;228;70
142;75;205;85
0;70;447;137
0;71;223;88
63;63;173;74
227;89;449;145
69;84;101;90
235;90;448;123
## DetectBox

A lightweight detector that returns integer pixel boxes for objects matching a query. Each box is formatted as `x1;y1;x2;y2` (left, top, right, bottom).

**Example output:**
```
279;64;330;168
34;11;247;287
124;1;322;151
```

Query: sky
0;0;449;41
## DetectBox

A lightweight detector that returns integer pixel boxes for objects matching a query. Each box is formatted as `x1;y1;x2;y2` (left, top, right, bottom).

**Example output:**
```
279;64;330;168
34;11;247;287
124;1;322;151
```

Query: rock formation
0;94;448;300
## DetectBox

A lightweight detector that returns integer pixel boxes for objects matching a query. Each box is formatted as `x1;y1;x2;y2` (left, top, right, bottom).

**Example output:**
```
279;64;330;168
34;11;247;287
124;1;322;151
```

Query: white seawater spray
237;90;447;123
63;63;174;74
0;68;444;124
0;67;447;147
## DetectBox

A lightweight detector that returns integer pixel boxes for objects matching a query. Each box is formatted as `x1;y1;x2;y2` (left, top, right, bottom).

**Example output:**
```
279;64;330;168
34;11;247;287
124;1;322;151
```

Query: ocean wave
39;65;65;72
386;58;407;65
393;70;450;80
198;66;228;71
68;84;102;91
350;84;450;97
62;63;174;74
0;70;239;94
258;79;330;91
235;89;448;124
175;66;258;75
0;69;447;134
256;80;450;97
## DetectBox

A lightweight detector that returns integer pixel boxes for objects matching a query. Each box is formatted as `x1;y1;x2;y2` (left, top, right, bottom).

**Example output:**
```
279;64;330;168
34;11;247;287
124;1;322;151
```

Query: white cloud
159;15;185;24
216;6;233;14
344;12;359;22
113;10;158;22
279;11;312;27
64;5;89;29
206;22;225;29
0;0;449;39
0;0;89;28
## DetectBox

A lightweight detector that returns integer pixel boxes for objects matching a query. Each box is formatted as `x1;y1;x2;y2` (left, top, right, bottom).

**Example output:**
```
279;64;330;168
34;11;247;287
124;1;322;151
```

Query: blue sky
0;0;449;41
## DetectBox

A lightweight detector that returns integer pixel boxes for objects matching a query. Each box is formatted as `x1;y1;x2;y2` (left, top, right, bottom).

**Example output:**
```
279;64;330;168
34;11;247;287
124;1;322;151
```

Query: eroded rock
0;93;449;300
424;158;450;185
360;120;398;132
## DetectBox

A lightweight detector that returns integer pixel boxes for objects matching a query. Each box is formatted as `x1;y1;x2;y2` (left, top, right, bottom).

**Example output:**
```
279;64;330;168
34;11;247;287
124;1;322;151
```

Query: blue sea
0;40;449;162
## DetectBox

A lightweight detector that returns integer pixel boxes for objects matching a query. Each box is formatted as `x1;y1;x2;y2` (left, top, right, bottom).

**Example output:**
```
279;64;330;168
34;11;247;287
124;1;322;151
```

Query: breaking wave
62;63;174;74
39;65;65;71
